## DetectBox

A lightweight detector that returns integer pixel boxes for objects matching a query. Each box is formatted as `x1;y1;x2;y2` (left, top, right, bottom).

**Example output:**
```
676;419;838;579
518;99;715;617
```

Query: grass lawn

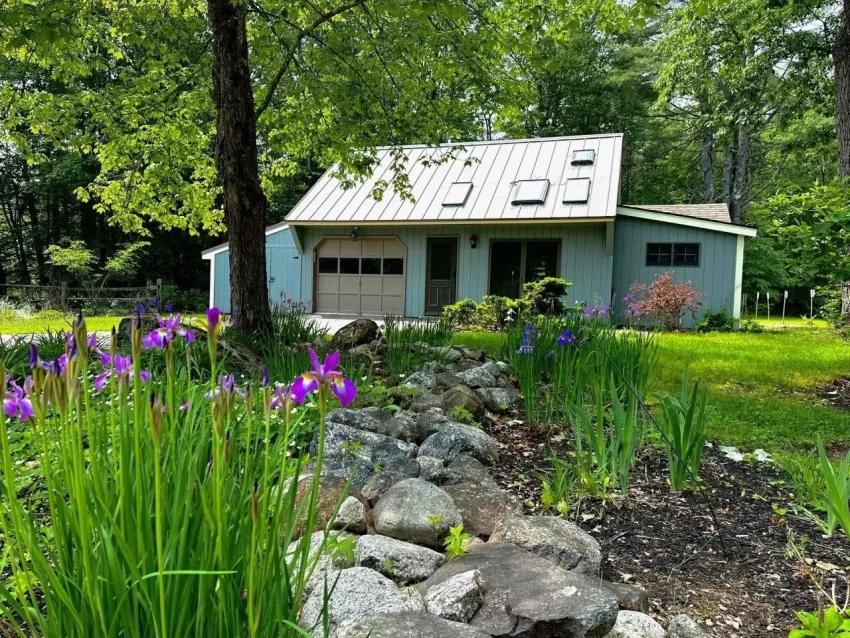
454;327;850;459
0;315;124;335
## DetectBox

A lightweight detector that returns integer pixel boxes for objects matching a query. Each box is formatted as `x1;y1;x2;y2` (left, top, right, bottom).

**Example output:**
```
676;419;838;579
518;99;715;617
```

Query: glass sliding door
489;239;559;298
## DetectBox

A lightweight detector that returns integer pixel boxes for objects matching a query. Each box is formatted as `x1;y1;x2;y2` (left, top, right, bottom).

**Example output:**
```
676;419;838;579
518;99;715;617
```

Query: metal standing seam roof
284;134;624;225
622;204;732;224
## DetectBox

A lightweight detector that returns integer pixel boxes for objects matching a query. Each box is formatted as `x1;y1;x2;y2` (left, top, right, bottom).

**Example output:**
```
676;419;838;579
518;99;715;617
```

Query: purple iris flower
4;377;34;421
94;353;149;391
164;300;175;313
297;349;357;407
582;304;612;321
206;307;222;331
261;368;269;388
142;314;195;350
268;379;311;410
556;330;577;347
516;324;535;355
205;374;245;401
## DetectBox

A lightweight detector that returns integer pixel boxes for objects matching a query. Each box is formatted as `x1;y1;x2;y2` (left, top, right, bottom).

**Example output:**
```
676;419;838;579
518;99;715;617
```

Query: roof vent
511;179;549;205
563;178;591;204
571;149;595;165
443;181;473;207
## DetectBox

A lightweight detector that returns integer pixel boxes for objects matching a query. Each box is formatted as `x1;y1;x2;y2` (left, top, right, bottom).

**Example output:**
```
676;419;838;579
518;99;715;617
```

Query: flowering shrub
630;272;704;330
0;308;353;637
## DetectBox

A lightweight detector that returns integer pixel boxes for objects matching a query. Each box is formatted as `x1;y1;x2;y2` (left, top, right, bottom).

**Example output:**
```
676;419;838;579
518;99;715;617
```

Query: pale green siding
299;223;613;316
612;217;738;326
213;252;230;312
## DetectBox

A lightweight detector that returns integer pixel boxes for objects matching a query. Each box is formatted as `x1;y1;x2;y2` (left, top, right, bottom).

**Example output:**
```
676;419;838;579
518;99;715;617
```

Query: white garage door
315;238;405;315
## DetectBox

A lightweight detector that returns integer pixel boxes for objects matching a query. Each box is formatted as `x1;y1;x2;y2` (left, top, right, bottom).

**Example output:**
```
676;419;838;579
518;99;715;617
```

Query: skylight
571;149;596;165
511;179;549;205
443;181;473;207
563;178;591;204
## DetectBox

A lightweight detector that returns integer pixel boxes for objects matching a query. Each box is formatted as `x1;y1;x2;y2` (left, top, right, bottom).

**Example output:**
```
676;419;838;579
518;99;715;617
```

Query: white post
755;292;760;320
767;292;770;322
782;290;788;326
810;289;816;322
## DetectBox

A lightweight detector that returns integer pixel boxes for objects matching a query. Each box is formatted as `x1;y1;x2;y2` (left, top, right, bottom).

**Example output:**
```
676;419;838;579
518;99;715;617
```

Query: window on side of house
489;239;559;298
645;243;700;267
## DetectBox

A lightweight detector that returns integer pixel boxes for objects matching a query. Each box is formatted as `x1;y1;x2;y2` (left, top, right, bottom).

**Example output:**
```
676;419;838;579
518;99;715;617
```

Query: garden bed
816;376;850;412
485;413;850;637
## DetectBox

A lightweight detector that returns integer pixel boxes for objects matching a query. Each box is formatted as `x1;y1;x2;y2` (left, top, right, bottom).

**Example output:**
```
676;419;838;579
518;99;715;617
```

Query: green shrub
790;607;850;637
522;277;571;315
738;318;765;333
695;309;734;332
442;299;479;328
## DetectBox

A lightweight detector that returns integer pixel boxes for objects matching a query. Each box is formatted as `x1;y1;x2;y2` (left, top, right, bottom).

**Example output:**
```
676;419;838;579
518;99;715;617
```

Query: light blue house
202;134;756;325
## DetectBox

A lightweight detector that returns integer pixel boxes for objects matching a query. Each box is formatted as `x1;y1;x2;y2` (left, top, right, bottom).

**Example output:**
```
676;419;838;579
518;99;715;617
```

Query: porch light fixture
469;234;478;249
351;227;359;241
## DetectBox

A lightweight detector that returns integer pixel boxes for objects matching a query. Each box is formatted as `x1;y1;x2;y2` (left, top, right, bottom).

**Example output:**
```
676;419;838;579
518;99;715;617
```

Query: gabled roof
285;134;623;225
623;203;731;224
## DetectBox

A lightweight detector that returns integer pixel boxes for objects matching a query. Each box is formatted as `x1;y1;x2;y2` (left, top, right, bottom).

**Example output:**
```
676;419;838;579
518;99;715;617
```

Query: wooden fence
0;280;162;311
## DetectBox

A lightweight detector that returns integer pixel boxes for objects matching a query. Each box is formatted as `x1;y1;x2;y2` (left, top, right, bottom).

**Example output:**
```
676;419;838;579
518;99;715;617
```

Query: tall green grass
0;315;339;637
382;314;454;377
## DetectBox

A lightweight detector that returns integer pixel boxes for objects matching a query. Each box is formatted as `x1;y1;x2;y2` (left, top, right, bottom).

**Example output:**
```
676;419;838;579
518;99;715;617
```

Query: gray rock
409;394;445;414
667;615;713;638
442;481;519;537
489;514;602;575
496;374;514;390
334;496;367;534
441;385;486;421
450;358;483;372
300;567;410;638
435;371;466;391
348;344;374;360
315;420;416;463
476;387;519;413
327;407;417;443
458;367;497;389
360;470;407;506
417;455;465;485
604;611;665;638
421;361;447;374
342;612;492;638
329;318;381;350
404;371;438;394
286;531;354;598
423;569;483;623
400;586;425;612
420;542;618;638
433;346;464;363
455;346;486;362
419;425;498;466
417;409;451;441
371;438;420;477
320;456;378;490
372;478;462;548
383;413;418;443
481;361;502;377
448;455;494;483
355;534;445;585
600;581;649;613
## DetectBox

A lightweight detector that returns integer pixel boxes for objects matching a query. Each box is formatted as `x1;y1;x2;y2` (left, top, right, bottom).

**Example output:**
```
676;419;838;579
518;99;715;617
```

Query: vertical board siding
300;223;613;316
612;218;738;326
213;252;230;313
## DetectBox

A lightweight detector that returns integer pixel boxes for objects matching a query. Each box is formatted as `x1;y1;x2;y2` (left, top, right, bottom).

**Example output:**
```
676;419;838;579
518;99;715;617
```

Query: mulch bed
817;376;850;412
482;414;850;637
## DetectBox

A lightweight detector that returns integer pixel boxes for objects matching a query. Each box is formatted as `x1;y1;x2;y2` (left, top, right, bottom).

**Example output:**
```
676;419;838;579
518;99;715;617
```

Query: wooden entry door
425;237;457;315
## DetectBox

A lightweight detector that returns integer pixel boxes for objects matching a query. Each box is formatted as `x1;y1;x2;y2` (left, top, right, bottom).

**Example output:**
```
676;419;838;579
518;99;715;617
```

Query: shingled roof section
622;204;732;224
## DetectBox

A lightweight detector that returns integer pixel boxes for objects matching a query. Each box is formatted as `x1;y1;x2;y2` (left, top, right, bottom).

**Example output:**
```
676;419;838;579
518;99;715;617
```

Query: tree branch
254;0;368;120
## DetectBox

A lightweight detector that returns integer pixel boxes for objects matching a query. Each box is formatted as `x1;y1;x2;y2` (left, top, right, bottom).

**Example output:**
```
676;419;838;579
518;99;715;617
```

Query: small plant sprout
443;524;472;560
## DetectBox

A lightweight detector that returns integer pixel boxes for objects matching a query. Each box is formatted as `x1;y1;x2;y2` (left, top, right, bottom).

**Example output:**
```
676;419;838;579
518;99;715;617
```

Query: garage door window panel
383;258;404;275
340;258;360;274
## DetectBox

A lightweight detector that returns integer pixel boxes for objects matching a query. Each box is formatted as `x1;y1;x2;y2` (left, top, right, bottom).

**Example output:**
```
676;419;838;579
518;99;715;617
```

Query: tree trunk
208;0;272;334
722;144;734;206
836;0;850;180
700;130;714;203
730;128;749;224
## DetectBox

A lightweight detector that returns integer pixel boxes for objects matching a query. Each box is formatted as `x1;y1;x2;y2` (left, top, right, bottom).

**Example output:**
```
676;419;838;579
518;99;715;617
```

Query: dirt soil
817;376;850;412
483;414;850;638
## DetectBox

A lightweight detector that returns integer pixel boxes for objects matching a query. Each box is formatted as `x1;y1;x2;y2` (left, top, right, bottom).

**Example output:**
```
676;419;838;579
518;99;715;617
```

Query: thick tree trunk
836;0;850;320
722;145;734;206
208;0;272;334
700;130;714;203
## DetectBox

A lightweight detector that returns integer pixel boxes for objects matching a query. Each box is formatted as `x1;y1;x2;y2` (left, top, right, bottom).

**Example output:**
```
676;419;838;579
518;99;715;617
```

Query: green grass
0;316;124;335
740;314;830;329
453;327;850;458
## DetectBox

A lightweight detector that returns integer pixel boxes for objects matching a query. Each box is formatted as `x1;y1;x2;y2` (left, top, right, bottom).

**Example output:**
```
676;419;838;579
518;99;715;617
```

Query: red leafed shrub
630;272;704;330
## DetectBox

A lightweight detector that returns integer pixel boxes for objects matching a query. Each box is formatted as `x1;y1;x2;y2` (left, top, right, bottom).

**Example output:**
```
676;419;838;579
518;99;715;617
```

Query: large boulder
603;611;665;638
355;534;445;585
420;542;618;638
417;409;452;442
300;567;412;638
315;420;416;463
481;361;503;378
435;372;466;391
294;478;366;537
489;514;602;575
360;470;408;506
448;455;494;484
423;569;484;623
403;370;438;395
330;319;381;351
335;496;367;534
441;385;486;421
326;408;417;443
417;456;464;486
441;481;519;537
341;612;492;638
319;456;378;490
455;346;486;362
667;615;713;638
372;478;462;548
419;425;499;466
285;530;354;598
